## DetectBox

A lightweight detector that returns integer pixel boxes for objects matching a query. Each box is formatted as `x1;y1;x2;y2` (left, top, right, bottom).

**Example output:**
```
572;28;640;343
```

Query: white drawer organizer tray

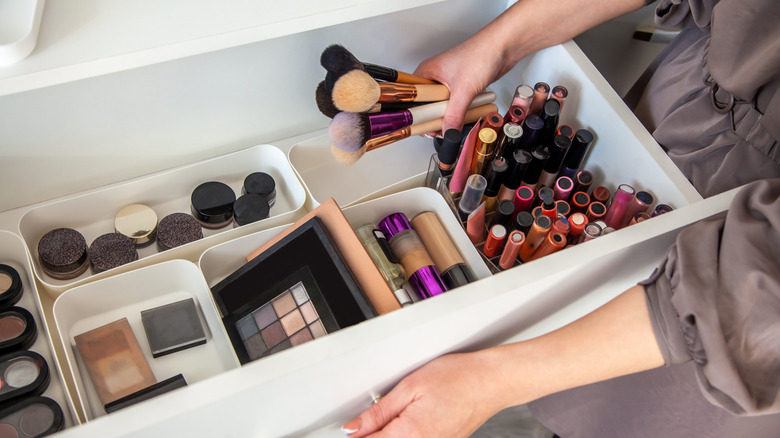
19;145;307;298
52;260;238;422
0;230;77;426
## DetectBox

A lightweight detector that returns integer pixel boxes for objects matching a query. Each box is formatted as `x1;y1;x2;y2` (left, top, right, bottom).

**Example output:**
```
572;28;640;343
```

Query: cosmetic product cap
572;191;591;212
483;112;504;133
555;200;570;217
157;212;204;251
651;204;674;217
574;170;593;194
557;125;573;139
496;199;515;227
114;204;158;248
88;233;139;275
504;106;525;125
517;114;544;152
540;99;560;134
0;396;64;437
563;129;594;170
433;136;443;154
484;157;509;197
505;149;532;190
243;172;277;207
233;194;271;227
498;123;523;160
191;181;236;229
0;265;23;308
630;212;652;225
538;186;554;202
591;186;611;204
458;174;487;219
438;129;463;176
513;211;535;235
37;228;90;280
636;191;654;206
376;212;412;240
393;287;413;307
0;307;37;355
543;135;571;173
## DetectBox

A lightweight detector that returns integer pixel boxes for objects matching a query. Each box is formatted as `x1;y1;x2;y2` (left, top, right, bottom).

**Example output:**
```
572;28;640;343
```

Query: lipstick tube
591;186;611;205
497;123;523;161
498;230;525;270
539;99;561;147
552;217;571;236
629;212;651;226
557;124;574;139
571;191;590;214
498;149;532;202
483;112;504;135
529;82;550;115
378;213;447;299
510;84;534;114
555;200;570;217
578;222;602;243
470;128;498;177
503;106;526;126
513;186;535;215
520;145;550;189
483;157;509;213
466;202;487;245
553;176;574;201
551;85;568;111
603;184;635;229
513;211;534;235
519;215;552;262
355;225;411;306
483;224;508;258
558;129;594;180
525;230;566;262
541;196;557;220
587;201;607;222
651;204;673;217
567;212;588;244
573;170;594;195
436;128;463;178
411;211;475;289
494;199;516;228
517;114;544;153
619;190;654;229
539;134;571;188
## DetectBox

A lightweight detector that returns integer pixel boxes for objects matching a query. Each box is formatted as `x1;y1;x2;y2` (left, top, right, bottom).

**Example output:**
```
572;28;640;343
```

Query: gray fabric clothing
528;178;780;437
626;0;780;197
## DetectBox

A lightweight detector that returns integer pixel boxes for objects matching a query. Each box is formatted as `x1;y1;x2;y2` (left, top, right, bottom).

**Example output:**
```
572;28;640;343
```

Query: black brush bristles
316;81;340;118
320;44;363;75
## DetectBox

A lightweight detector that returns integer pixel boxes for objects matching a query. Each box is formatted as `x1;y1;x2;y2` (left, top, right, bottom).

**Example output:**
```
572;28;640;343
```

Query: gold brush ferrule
365;126;413;152
377;83;418;103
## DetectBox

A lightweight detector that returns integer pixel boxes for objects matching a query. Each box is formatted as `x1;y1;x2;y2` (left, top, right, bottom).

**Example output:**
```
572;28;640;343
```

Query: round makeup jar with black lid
191;181;236;229
0;307;37;356
88;233;139;275
0;350;50;406
233;194;270;227
36;228;90;280
156;213;204;251
243;172;276;207
0;396;64;437
0;265;23;308
114;204;158;248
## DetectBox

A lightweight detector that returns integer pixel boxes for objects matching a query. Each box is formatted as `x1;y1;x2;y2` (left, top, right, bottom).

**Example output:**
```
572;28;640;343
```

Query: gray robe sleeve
643;178;780;415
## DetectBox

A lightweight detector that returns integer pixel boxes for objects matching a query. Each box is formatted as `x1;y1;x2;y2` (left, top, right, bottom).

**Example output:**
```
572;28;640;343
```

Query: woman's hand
342;351;508;438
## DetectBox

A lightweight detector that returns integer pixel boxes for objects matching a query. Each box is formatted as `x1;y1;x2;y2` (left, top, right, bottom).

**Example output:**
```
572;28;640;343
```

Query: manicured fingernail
423;133;434;139
341;418;361;435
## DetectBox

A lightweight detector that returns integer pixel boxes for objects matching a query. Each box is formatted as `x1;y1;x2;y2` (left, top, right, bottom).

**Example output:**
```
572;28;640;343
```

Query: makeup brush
331;77;451;113
329;92;496;152
331;103;498;165
316;80;435;118
321;44;437;85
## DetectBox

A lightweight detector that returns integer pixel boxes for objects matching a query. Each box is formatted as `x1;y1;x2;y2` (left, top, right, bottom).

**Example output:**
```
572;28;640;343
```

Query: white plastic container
19;145;308;298
0;0;45;66
0;230;77;426
52;260;239;422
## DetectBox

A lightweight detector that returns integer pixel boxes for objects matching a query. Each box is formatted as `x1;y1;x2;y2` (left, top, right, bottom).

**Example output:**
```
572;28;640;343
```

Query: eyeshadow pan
243;334;267;360
261;321;285;349
289;328;313;346
0;316;25;343
300;301;318;325
252;305;276;331
309;320;327;339
5;359;39;388
290;282;308;305
235;315;259;340
272;293;296;317
0;273;11;294
20;402;53;436
280;310;304;336
267;339;292;355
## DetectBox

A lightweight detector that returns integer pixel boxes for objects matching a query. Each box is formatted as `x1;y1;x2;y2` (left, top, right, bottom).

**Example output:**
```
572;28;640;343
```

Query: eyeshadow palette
212;216;375;365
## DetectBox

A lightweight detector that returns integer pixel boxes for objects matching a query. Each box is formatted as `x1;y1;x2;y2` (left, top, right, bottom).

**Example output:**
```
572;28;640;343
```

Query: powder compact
0;351;50;406
0;264;23;308
114;204;158;248
212;216;375;365
74;318;157;407
140;298;208;358
88;233;139;274
36;228;90;280
0;307;37;356
190;181;236;229
156;213;204;251
0;396;64;437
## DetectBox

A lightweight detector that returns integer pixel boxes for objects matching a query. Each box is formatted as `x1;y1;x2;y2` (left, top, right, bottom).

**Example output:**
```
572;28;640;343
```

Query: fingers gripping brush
331;103;498;165
328;91;496;152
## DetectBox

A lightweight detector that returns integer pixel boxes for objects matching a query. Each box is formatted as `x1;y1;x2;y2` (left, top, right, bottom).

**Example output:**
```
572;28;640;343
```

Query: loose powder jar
88;233;139;275
190;181;236;229
37;228;90;280
114;204;158;248
242;172;276;207
157;213;203;251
